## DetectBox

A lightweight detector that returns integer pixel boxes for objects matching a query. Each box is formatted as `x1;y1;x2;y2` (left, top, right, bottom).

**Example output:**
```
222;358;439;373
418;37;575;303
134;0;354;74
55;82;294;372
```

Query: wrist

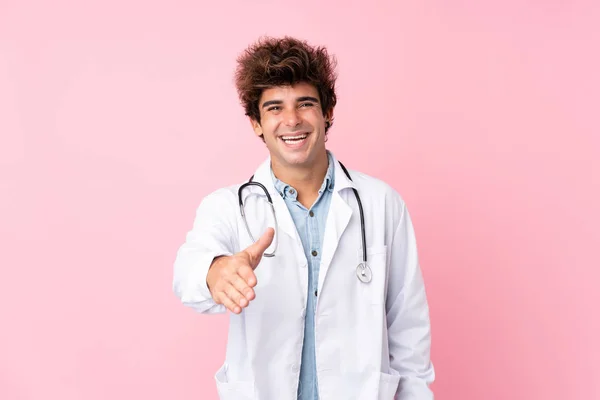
207;255;227;290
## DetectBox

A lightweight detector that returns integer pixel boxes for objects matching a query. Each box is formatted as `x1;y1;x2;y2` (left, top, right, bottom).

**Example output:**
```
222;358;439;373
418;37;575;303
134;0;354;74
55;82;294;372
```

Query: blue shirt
271;152;335;400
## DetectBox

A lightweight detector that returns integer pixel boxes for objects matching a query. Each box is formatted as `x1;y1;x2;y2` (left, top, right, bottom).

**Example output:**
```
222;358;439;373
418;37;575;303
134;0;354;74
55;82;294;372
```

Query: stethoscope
237;161;372;283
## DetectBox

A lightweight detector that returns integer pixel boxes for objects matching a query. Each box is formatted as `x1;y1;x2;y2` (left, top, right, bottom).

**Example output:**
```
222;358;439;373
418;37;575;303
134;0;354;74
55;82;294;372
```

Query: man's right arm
172;190;237;314
172;189;274;315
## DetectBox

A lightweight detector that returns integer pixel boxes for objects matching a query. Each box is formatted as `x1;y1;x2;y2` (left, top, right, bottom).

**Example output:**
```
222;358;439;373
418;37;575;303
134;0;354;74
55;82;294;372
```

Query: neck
272;152;329;205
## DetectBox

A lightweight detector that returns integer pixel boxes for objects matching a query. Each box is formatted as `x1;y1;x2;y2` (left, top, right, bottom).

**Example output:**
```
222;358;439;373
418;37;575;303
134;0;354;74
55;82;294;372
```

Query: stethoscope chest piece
356;262;372;283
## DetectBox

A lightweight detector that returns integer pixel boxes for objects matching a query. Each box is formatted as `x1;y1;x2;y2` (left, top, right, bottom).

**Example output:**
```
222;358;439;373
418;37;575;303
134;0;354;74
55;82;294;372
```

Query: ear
325;108;334;121
249;117;263;138
325;108;334;128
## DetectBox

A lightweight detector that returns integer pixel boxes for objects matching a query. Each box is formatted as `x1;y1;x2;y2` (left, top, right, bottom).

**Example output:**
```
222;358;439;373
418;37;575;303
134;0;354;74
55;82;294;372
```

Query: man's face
251;82;332;170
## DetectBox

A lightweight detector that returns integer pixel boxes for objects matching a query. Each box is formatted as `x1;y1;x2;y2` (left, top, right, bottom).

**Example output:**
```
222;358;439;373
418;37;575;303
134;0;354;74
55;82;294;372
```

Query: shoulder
343;168;406;209
197;183;243;211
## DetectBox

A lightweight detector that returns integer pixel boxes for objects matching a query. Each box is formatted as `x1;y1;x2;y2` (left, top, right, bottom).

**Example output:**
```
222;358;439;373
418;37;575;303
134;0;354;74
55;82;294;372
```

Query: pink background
1;0;599;399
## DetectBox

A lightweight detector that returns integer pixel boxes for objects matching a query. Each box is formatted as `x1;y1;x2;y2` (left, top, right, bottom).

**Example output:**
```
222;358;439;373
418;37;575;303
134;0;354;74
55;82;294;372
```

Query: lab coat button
291;364;299;373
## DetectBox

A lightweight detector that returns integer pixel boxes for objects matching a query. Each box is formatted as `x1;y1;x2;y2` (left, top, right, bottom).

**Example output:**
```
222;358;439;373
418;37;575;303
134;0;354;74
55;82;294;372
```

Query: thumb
244;227;275;267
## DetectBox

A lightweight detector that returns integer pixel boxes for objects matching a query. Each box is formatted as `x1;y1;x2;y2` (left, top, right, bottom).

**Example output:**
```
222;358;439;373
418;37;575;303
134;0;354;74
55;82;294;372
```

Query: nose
283;107;301;127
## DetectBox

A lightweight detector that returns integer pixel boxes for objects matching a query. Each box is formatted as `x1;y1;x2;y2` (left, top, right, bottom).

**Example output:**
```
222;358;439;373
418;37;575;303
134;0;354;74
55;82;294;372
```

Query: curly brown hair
234;36;338;133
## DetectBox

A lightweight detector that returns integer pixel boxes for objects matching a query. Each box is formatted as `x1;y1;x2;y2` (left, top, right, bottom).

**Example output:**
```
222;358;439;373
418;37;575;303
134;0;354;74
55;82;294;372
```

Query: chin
281;154;310;166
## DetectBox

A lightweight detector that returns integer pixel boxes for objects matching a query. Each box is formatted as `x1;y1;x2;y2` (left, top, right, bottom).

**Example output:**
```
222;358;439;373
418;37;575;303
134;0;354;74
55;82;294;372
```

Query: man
173;36;435;400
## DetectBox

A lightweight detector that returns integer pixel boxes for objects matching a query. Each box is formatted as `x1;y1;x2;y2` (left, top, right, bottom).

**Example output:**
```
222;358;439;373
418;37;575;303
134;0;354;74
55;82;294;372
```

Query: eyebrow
261;96;320;109
297;96;319;103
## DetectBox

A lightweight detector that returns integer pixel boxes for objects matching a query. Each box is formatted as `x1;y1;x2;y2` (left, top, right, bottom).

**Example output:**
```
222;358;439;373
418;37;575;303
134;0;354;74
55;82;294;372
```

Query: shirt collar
271;151;336;200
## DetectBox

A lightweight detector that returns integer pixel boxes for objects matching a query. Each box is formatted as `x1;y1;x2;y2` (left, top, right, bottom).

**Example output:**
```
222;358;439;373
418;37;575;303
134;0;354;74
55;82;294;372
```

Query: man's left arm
386;201;435;399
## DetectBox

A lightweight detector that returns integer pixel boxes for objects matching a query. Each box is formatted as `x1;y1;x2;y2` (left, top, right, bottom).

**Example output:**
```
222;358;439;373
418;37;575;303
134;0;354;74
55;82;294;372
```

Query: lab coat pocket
214;363;255;400
377;371;400;400
358;245;388;305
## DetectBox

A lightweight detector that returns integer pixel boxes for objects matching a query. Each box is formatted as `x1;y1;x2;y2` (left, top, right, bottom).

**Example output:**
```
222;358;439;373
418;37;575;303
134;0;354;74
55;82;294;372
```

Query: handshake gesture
206;228;275;314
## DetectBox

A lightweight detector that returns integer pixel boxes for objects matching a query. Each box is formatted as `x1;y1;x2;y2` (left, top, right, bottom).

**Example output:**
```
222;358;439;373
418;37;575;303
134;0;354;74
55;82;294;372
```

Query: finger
217;291;242;314
225;284;249;309
232;270;256;300
237;264;258;287
244;227;275;267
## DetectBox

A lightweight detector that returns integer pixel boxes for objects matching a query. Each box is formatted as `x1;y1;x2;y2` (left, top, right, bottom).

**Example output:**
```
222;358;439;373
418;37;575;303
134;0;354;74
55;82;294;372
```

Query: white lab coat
173;152;435;400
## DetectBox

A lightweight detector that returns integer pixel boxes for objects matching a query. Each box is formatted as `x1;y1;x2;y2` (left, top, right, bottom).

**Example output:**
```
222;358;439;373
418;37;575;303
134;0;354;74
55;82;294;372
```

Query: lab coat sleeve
386;202;435;399
172;189;239;314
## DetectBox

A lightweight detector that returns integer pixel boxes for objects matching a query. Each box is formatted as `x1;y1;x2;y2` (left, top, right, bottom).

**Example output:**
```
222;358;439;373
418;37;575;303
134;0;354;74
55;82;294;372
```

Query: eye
299;102;315;108
267;106;281;112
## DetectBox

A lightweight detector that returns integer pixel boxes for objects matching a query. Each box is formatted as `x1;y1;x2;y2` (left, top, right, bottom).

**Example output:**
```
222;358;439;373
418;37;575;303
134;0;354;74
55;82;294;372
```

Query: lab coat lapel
251;157;302;246
317;155;356;295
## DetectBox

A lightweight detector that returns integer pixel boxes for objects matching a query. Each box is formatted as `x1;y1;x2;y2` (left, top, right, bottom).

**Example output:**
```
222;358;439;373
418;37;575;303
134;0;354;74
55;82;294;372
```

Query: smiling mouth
280;133;308;144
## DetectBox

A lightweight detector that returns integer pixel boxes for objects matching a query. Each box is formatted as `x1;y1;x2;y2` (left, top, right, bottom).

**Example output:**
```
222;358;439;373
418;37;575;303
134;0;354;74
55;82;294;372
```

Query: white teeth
282;134;307;140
